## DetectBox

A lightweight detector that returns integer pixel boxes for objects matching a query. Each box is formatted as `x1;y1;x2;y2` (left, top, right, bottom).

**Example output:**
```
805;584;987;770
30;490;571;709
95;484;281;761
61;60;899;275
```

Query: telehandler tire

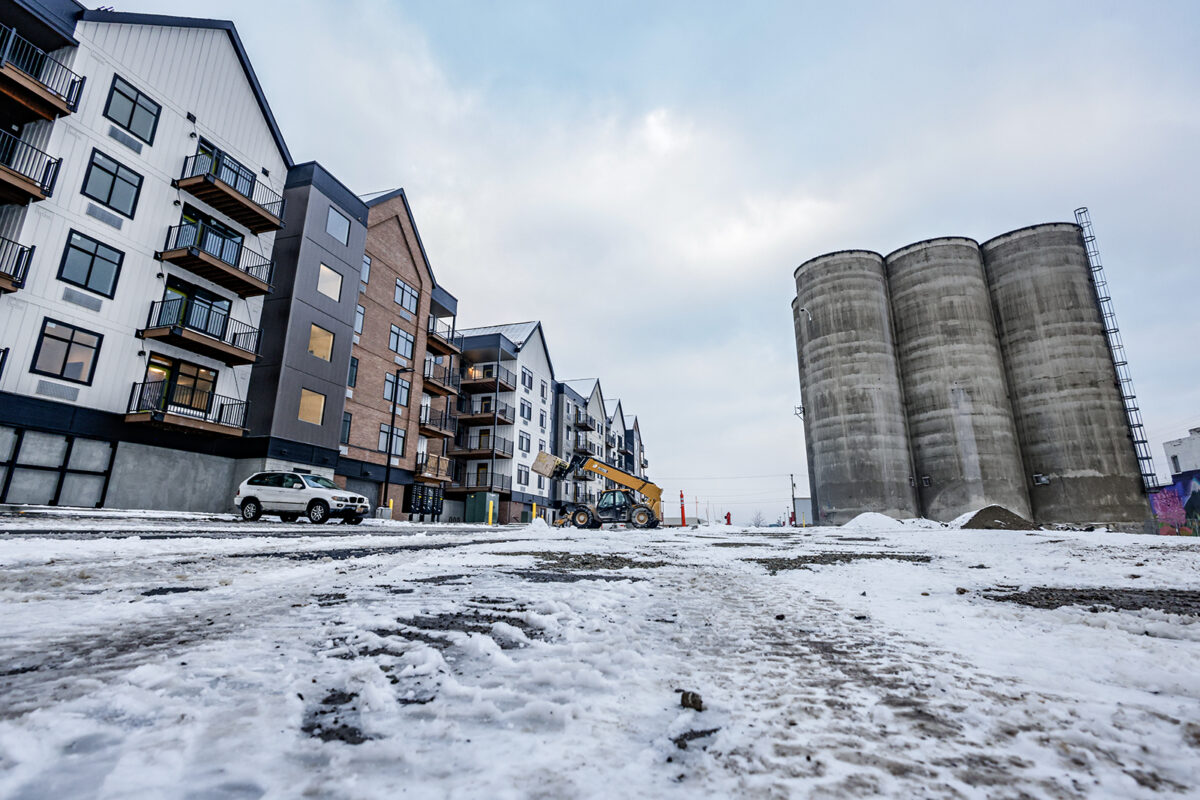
571;508;594;528
630;505;654;529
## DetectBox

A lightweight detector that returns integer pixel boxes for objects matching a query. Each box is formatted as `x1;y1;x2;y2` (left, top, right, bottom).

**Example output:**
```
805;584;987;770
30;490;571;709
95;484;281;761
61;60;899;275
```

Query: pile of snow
841;511;903;530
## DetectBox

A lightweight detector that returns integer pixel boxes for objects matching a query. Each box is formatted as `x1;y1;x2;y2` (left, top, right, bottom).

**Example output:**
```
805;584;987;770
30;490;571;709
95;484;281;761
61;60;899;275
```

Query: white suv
234;472;370;524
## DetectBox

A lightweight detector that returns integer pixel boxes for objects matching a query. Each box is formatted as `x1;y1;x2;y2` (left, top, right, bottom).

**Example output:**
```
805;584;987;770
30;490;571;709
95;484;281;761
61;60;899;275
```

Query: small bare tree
750;511;767;527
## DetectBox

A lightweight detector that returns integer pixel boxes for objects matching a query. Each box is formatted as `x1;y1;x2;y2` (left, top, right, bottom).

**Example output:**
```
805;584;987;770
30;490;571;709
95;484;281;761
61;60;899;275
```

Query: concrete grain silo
980;223;1147;523
884;238;1031;522
793;251;919;524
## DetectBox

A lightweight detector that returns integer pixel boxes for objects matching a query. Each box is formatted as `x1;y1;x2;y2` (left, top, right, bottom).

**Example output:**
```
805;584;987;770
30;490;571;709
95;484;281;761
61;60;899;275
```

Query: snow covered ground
0;513;1197;798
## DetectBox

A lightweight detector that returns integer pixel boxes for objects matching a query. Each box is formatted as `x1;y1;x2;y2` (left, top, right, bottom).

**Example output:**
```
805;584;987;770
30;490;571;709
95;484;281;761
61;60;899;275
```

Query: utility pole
383;365;414;516
790;473;797;527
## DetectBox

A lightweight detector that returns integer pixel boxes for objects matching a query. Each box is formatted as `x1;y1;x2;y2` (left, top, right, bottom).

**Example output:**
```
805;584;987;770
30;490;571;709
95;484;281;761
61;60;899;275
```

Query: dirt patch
301;690;371;744
748;552;932;574
232;538;521;562
497;551;670;570
672;728;720;750
507;570;644;584
985;587;1200;617
962;506;1036;531
141;586;206;596
710;542;766;548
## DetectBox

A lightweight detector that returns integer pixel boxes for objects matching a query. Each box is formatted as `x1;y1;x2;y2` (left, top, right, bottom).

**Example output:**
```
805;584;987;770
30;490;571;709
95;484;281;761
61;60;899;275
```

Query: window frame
347;356;358;388
517;465;529;486
354;304;365;334
29;318;103;386
520;399;532;420
393;278;419;314
80;148;144;219
102;74;162;145
378;423;406;456
298;387;326;426
56;229;123;299
388;324;415;358
326;206;351;245
384;373;411;406
307;323;334;361
361;254;372;285
519;431;531;453
316;263;343;302
340;411;352;445
521;368;534;390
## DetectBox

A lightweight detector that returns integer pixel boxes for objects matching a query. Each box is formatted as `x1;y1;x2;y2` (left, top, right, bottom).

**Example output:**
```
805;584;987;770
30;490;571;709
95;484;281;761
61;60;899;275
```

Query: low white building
1164;428;1200;477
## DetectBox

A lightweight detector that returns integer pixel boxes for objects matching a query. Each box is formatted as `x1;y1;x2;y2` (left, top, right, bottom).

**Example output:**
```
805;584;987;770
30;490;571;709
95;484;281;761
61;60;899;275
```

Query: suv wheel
240;499;262;521
307;500;329;525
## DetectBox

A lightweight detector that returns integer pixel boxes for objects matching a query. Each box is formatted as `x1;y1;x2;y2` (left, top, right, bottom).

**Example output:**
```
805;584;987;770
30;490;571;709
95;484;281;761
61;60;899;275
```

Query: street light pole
383;365;414;517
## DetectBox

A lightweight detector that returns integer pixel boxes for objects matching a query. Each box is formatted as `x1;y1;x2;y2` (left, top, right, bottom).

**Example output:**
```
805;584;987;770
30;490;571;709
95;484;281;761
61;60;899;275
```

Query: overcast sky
124;0;1200;522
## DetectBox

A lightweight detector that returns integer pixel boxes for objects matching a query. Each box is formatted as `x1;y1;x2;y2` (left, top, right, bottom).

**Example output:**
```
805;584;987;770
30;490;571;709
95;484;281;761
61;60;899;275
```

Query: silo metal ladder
1074;207;1160;491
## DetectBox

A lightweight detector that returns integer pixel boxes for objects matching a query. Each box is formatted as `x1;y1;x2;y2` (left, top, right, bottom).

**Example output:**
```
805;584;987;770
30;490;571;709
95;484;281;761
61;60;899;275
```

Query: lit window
307;324;334;361
298;388;326;425
317;264;342;302
326;206;350;245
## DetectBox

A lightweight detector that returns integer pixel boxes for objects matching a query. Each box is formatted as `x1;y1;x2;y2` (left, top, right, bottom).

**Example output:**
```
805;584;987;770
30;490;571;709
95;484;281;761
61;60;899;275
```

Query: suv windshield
302;475;339;490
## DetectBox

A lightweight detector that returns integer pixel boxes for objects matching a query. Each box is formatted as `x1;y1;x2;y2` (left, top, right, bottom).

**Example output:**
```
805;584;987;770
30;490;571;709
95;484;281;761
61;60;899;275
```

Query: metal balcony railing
423;359;461;389
457;397;515;420
179;150;284;219
572;439;598;456
0;128;59;195
574;410;596;429
0;235;33;287
0;24;85;109
463;362;516;387
162;221;273;283
127;380;248;429
427;316;463;350
454;432;514;456
418;406;457;435
416;452;452;479
454;470;512;492
144;298;261;354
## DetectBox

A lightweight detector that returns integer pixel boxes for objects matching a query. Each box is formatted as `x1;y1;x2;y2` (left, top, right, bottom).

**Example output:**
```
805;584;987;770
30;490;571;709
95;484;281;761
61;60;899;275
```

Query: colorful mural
1149;469;1200;535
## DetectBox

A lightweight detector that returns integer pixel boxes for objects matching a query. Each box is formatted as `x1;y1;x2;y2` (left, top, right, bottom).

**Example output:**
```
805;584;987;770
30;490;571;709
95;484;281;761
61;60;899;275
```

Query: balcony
461;362;516;393
0;128;59;204
173;150;284;234
620;441;633;455
572;439;598;457
456;397;515;425
124;380;247;437
574;410;596;431
422;359;460;397
447;469;512;495
418;406;457;438
605;433;618;448
0;25;85;123
426;316;463;356
641;458;649;470
136;298;260;367
569;488;596;505
575;469;596;481
0;235;32;293
450;432;514;459
415;452;453;483
156;221;272;297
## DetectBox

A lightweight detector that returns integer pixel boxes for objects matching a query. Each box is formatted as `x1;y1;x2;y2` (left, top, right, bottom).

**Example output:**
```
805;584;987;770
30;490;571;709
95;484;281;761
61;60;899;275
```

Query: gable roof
458;321;554;377
78;10;292;166
363;187;457;315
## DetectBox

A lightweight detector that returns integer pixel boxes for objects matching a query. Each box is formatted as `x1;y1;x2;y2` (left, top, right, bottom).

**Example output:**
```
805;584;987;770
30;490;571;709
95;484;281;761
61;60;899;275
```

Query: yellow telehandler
531;451;662;529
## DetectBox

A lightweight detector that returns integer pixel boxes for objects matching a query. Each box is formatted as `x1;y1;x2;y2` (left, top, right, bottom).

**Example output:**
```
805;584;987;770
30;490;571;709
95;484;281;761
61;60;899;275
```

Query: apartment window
537;475;545;490
389;325;414;358
520;399;532;420
517;465;529;486
103;75;161;145
31;319;102;385
57;230;123;298
347;356;358;387
378;423;405;456
81;149;143;218
298;388;326;425
308;324;334;361
326;206;351;245
541;380;548;400
539;410;547;429
384;373;410;406
1172;455;1181;474
340;412;352;445
393;279;419;314
519;432;531;453
539;439;546;452
355;304;364;334
521;368;534;390
317;264;343;302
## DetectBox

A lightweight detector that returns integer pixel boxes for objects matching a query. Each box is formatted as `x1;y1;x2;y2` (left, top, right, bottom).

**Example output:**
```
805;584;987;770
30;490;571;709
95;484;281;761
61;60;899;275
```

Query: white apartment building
447;321;555;523
0;8;290;509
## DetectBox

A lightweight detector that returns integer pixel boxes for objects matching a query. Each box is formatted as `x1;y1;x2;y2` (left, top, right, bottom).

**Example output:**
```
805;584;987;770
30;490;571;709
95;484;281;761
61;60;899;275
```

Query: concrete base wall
106;443;240;513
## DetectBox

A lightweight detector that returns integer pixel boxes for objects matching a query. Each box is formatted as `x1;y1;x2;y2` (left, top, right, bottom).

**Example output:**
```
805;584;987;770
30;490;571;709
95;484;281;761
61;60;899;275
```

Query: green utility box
465;491;500;524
